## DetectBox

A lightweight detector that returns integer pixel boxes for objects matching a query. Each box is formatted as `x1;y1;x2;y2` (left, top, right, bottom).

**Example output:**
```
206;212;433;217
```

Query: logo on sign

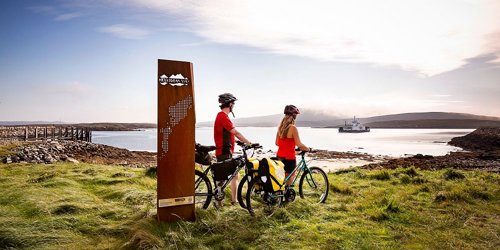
159;74;189;86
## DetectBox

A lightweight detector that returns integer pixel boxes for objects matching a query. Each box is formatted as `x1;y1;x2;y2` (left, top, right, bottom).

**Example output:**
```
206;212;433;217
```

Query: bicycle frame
196;143;260;197
267;151;319;198
283;156;308;187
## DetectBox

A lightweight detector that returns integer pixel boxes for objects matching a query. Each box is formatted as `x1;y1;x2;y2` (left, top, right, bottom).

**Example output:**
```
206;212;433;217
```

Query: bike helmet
284;105;300;116
218;93;237;106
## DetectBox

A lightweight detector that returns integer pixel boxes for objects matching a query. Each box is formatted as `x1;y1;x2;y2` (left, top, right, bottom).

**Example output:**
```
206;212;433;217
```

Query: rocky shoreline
449;127;500;151
1;140;156;168
362;127;500;172
1;128;499;172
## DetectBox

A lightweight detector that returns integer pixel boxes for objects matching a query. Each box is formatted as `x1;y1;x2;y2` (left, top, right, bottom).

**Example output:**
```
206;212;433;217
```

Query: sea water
91;127;472;157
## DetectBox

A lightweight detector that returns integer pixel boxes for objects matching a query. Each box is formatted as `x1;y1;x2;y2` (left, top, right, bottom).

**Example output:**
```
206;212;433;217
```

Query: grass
0;143;20;158
0;163;499;250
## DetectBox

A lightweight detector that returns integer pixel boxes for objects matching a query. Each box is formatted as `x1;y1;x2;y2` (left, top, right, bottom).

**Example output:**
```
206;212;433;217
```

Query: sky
1;0;500;123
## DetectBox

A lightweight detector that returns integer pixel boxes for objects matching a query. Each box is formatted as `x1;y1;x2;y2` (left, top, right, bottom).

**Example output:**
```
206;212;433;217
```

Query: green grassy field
0;162;498;250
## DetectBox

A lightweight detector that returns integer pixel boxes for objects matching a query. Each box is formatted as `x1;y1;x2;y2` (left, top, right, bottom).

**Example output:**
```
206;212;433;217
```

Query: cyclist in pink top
276;105;311;185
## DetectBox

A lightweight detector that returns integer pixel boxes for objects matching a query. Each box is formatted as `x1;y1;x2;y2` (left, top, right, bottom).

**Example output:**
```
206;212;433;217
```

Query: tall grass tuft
145;167;157;178
52;204;81;215
334;168;357;175
330;182;354;195
443;169;466;180
401;167;419;177
28;172;57;183
370;170;391;181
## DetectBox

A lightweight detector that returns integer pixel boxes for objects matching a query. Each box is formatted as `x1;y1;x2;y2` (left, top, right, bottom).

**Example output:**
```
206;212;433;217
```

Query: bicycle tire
246;178;281;217
237;173;252;208
298;167;329;203
195;169;213;209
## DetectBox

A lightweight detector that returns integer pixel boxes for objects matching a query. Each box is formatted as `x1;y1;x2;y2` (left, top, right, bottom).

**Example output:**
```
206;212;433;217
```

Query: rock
44;156;57;164
449;128;500;151
16;152;26;160
4;157;12;164
11;156;20;163
66;157;79;164
59;154;68;161
413;154;433;159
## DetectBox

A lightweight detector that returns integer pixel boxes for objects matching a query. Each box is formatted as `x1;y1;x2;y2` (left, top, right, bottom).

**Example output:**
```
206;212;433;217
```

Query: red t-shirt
214;111;235;156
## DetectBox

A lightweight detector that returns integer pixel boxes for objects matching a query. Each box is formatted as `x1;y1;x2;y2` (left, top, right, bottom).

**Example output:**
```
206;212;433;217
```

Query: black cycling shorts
281;159;297;175
216;153;232;162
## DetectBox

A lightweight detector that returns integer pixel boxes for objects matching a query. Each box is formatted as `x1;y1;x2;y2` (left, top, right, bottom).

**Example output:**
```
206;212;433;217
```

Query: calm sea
91;127;473;157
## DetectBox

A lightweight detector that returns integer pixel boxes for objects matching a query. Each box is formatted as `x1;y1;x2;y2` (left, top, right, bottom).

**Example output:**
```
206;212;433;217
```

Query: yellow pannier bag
246;157;262;191
258;158;285;192
246;158;259;171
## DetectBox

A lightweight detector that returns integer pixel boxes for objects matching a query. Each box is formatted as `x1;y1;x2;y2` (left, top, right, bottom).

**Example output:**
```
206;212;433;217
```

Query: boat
338;116;370;133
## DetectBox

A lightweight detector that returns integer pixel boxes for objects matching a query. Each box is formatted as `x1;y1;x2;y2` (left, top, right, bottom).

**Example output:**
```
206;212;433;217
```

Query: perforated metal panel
157;59;196;222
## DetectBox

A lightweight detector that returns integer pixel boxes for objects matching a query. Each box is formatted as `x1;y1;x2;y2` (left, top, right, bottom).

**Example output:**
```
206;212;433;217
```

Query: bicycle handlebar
236;141;262;150
295;147;318;157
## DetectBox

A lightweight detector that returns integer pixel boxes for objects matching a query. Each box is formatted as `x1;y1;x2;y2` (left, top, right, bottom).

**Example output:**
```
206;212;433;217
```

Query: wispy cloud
28;5;57;15
54;12;84;21
34;82;92;97
98;24;150;39
180;41;206;47
110;0;500;76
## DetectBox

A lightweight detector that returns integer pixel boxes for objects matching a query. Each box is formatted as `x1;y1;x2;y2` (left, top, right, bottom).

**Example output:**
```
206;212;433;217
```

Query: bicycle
194;142;262;209
245;149;329;216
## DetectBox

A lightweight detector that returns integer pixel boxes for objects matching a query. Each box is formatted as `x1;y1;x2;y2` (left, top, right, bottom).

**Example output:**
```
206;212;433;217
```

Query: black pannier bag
195;151;212;165
211;158;241;181
195;143;216;165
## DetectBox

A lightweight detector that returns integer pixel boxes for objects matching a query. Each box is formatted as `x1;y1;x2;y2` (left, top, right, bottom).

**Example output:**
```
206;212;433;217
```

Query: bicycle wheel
237;173;252;208
298;167;329;203
195;170;212;209
246;178;281;217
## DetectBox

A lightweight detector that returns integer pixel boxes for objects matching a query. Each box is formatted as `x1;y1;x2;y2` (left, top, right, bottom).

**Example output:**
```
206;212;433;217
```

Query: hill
361;119;500;129
198;111;500;128
0;121;66;126
0;122;156;131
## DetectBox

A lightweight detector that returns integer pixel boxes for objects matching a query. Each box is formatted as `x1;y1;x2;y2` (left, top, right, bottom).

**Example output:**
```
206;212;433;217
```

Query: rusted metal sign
157;59;196;222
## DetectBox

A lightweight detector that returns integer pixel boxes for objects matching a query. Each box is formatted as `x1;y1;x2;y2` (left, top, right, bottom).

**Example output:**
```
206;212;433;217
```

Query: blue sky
1;0;499;123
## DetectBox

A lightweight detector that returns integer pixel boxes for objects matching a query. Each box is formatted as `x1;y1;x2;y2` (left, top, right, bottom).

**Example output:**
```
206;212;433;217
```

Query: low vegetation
0;163;498;249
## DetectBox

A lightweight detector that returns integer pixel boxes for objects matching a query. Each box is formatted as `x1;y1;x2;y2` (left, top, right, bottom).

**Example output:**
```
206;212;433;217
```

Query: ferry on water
338;117;370;133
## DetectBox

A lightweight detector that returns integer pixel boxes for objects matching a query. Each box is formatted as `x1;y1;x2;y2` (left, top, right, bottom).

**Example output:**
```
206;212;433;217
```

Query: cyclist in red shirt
276;105;311;186
214;93;251;205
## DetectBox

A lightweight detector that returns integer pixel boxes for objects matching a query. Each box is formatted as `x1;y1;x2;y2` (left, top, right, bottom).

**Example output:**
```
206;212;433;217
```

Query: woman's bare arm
291;126;310;151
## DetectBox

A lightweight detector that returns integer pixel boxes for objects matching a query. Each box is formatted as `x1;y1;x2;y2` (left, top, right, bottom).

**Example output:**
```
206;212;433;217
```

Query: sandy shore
309;158;384;172
250;149;392;173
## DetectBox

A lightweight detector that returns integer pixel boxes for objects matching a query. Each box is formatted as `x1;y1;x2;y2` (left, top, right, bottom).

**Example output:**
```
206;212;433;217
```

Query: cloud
54;12;84;21
113;0;500;76
34;82;92;97
98;24;150;39
28;5;57;15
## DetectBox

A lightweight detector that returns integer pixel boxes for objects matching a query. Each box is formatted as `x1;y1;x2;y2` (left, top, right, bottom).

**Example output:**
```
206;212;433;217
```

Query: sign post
157;59;196;222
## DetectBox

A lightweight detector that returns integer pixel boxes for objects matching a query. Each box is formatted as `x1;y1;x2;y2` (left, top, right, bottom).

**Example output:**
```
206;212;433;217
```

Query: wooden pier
0;126;92;142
